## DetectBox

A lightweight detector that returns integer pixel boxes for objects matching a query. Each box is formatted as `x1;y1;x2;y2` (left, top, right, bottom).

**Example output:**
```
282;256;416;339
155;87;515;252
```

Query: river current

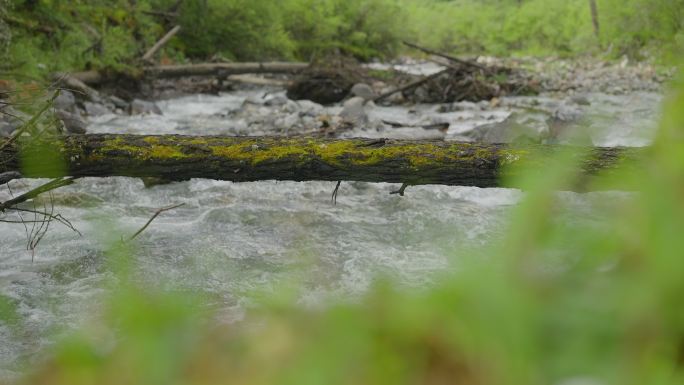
0;83;663;377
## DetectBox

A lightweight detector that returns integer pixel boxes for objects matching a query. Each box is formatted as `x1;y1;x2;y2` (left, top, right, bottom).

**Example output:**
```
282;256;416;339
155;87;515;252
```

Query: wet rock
55;109;87;134
438;101;481;112
0;171;22;185
569;94;591;106
467;112;549;144
0;120;15;137
274;113;302;133
54;90;77;112
546;104;588;143
550;104;583;122
280;100;301;114
295;100;324;117
108;95;129;110
83;101;111;117
129;99;162;115
350;83;376;101
339;96;368;125
0;109;24;137
242;96;265;106
264;95;289;107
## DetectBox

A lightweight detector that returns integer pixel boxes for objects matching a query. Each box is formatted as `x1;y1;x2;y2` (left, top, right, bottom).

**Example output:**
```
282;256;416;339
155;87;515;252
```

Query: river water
0;82;663;378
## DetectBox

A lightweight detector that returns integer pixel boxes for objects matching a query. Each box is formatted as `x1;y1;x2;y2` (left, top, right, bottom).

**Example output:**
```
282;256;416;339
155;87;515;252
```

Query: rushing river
0;84;663;377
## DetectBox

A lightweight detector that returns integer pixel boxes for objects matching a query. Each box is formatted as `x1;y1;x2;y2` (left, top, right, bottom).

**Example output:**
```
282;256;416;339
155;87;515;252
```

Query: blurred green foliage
403;0;684;60
3;2;684;384
0;0;10;55
9;69;684;385
3;0;683;79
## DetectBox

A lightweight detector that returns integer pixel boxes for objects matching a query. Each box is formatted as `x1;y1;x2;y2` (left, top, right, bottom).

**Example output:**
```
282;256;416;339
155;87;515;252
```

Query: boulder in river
0;119;15;137
0;107;25;137
264;94;290;107
129;99;163;115
54;109;88;134
467;112;549;144
339;96;368;125
350;83;376;101
108;95;129;110
54;90;78;112
83;101;111;117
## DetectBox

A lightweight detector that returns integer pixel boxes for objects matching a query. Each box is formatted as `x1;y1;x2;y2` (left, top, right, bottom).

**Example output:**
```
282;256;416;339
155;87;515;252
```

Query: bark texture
0;135;643;189
60;62;308;85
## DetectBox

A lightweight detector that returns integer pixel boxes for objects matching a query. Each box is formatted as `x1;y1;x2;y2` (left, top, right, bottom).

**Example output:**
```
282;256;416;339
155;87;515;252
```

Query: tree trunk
58;62;309;85
1;135;642;189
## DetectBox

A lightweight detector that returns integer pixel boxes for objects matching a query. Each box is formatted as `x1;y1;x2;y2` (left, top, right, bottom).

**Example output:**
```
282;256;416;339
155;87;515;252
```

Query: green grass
2;0;682;80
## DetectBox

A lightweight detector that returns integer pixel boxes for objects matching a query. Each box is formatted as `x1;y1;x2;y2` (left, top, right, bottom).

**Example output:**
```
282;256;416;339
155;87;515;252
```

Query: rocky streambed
0;58;671;379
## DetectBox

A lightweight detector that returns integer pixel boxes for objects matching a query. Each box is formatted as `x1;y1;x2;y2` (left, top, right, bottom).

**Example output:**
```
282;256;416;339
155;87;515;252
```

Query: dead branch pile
286;56;374;105
398;42;540;104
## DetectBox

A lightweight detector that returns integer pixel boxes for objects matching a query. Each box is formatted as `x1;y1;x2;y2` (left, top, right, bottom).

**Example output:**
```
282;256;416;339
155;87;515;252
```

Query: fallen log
0;135;642;189
61;62;309;85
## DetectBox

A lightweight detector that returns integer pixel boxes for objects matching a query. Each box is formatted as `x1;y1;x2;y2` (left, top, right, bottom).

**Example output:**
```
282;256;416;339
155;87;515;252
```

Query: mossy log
0;135;643;189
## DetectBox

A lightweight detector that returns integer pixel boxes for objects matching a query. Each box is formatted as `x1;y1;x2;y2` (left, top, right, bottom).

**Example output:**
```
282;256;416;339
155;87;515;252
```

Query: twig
8;207;81;236
331;181;342;205
129;203;185;241
390;183;409;197
373;69;449;103
402;41;488;71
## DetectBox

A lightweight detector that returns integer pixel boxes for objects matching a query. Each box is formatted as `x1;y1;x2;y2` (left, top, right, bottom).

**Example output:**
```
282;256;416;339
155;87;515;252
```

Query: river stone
54;90;77;112
0;120;15;137
129;99;162;115
83;101;110;117
339;96;368;125
546;104;589;144
467;112;549;144
55;109;87;134
350;83;376;101
264;95;289;107
296;100;324;117
108;95;129;110
0;110;23;137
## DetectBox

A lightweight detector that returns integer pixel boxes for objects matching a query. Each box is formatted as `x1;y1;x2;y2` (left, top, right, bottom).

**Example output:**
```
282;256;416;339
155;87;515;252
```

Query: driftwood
227;74;291;87
402;41;488;72
60;62;309;86
398;42;539;103
142;25;181;62
373;69;450;103
0;135;641;189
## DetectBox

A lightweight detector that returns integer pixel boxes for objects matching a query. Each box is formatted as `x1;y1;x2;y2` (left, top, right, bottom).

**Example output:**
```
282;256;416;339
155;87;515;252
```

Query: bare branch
129;203;185;241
